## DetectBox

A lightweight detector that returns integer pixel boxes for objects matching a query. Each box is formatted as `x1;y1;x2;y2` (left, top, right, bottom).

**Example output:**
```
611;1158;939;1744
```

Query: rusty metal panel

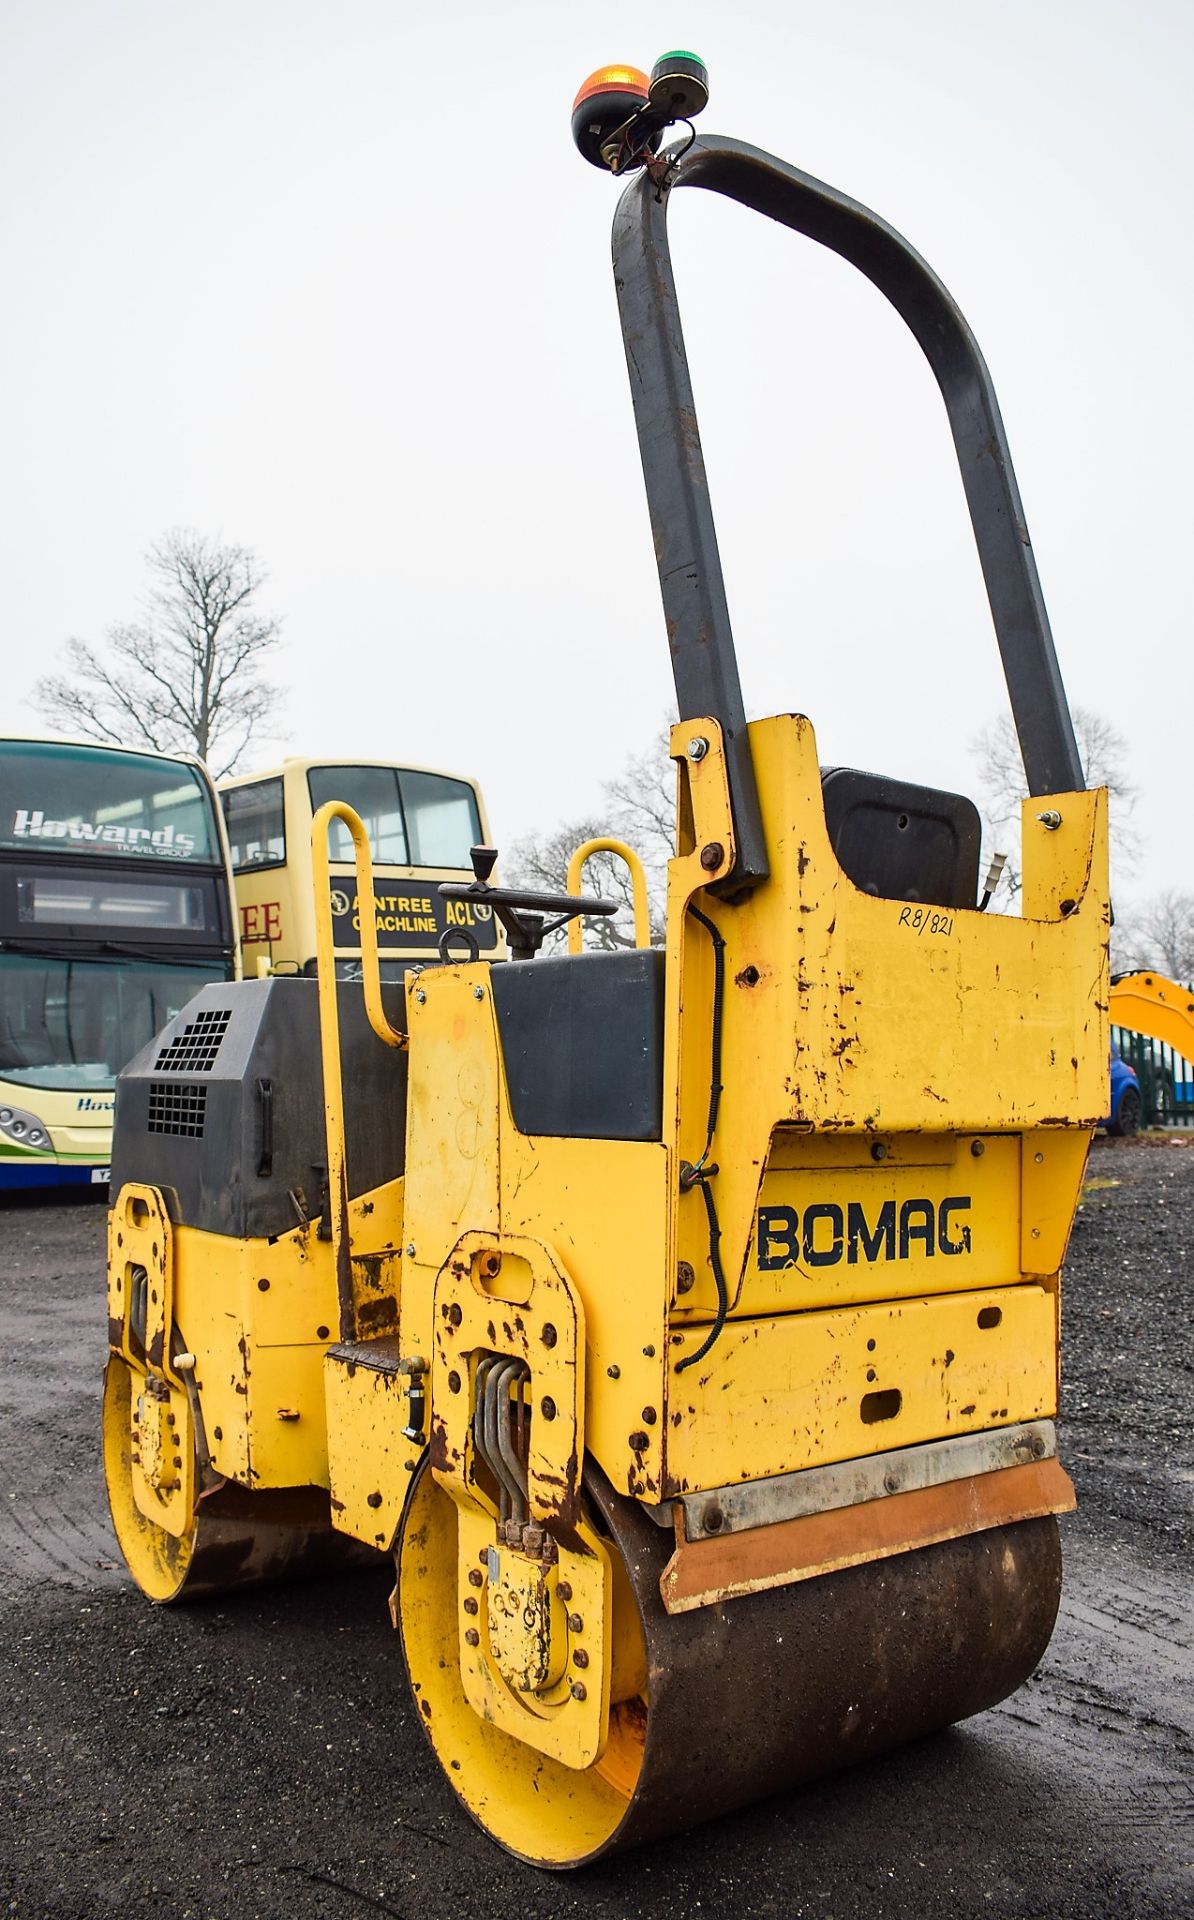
670;1418;1057;1539
660;1457;1076;1613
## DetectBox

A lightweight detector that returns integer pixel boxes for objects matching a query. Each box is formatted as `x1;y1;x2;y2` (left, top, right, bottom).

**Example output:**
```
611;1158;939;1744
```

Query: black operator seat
820;769;982;908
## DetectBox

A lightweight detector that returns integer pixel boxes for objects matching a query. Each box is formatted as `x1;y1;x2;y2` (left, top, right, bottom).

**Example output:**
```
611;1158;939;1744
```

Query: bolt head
473;985;485;1001
568;1612;584;1634
556;1580;573;1604
415;989;427;1004
573;1647;589;1669
405;1242;416;1257
464;1628;480;1648
570;1680;587;1702
699;840;725;871
686;736;709;761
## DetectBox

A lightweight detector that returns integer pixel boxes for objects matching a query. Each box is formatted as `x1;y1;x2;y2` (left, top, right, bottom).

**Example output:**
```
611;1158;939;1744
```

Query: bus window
307;767;408;865
401;771;481;867
306;766;481;869
222;778;285;871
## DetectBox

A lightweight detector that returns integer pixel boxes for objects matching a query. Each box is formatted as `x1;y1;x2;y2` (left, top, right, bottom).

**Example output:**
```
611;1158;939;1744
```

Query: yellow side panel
664;1284;1055;1493
498;1135;669;1500
741;1133;1020;1315
171;1222;336;1490
325;1353;412;1550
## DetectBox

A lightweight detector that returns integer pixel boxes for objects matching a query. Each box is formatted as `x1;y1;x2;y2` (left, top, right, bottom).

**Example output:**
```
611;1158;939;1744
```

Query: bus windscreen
306;766;481;868
0;742;220;862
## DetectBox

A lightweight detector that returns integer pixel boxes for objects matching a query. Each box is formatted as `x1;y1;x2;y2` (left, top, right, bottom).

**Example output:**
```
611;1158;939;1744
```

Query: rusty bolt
884;1472;900;1495
573;1647;589;1669
556;1580;573;1603
464;1597;478;1616
567;1612;584;1634
213;1427;222;1441
871;1141;887;1161
464;1628;480;1648
676;1262;695;1295
541;1323;557;1349
699;841;725;872
448;1302;463;1328
607;1364;621;1379
468;1567;484;1588
703;1506;724;1535
571;1680;587;1702
172;1456;182;1469
540;1396;557;1421
316;1325;330;1340
641;1406;657;1426
447;1370;462;1395
971;1139;985;1157
643;1344;656;1357
258;1277;270;1291
629;1430;649;1451
367;1491;383;1509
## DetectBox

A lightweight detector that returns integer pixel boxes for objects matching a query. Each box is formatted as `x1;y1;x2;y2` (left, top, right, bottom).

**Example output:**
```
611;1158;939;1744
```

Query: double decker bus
0;739;237;1188
219;758;500;977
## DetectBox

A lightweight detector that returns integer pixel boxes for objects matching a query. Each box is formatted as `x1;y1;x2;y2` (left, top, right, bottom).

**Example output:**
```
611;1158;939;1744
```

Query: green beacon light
648;50;709;120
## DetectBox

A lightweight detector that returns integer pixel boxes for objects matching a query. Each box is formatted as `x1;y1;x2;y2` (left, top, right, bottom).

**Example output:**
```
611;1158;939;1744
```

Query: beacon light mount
571;52;709;177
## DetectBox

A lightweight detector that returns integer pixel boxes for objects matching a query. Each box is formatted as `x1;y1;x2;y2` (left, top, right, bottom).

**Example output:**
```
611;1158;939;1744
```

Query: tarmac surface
1;1135;1191;1919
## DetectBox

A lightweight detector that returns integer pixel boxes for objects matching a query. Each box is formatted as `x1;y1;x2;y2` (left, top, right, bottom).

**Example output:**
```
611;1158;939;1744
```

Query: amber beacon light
571;52;709;174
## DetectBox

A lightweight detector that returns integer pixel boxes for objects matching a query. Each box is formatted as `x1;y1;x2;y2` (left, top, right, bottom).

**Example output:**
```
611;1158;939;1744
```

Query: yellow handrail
311;801;407;1339
565;837;650;954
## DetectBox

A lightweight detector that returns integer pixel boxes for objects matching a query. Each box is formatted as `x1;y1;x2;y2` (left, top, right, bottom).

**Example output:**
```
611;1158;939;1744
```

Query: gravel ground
1;1137;1191;1920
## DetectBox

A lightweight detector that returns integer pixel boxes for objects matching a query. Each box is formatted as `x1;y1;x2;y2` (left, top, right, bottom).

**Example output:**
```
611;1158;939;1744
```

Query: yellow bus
0;737;238;1189
219;758;501;978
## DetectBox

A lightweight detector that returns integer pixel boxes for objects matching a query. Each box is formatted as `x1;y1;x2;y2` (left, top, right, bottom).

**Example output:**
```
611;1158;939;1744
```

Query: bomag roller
102;57;1109;1867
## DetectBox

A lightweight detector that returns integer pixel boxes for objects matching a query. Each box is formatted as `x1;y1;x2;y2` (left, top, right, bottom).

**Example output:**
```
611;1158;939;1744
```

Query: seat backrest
820;768;981;908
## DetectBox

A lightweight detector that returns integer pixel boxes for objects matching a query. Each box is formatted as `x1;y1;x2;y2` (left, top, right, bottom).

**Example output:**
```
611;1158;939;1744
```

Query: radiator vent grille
147;1082;207;1137
154;1007;231;1075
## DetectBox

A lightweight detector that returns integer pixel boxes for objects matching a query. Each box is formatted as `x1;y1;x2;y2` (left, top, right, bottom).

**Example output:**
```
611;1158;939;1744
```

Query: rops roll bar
612;135;1085;890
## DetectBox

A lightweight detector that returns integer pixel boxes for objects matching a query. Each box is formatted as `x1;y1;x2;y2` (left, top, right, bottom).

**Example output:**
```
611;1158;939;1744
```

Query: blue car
1105;1047;1141;1135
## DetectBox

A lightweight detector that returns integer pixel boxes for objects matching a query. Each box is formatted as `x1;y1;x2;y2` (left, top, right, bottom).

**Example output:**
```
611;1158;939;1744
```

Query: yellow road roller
104;55;1109;1867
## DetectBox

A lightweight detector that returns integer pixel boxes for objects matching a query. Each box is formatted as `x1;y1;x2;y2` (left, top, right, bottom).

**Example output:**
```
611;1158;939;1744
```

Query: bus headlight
0;1106;49;1148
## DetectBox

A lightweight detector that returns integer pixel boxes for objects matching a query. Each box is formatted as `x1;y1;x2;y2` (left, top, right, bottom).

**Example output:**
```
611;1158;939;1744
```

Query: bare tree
1112;891;1194;980
970;706;1138;897
508;731;677;950
33;529;284;776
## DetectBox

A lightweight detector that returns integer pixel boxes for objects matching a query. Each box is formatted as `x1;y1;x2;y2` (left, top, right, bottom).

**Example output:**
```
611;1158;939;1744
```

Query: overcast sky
1;1;1189;905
